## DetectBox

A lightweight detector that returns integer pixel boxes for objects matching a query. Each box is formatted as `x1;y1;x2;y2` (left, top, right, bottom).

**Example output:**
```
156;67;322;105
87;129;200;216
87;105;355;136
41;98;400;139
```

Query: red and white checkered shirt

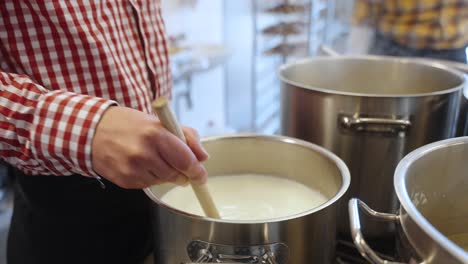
0;1;172;177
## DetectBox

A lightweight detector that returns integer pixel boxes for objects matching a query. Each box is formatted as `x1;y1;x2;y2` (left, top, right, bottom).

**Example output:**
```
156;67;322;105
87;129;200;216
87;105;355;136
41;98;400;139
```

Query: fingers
114;169;158;189
92;107;206;189
147;172;163;185
147;151;189;186
169;173;189;186
155;129;208;184
147;151;179;181
183;127;210;162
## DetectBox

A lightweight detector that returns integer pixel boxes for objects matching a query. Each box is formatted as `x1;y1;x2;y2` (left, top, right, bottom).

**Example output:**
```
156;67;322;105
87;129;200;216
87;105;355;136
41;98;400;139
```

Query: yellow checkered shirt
353;0;468;50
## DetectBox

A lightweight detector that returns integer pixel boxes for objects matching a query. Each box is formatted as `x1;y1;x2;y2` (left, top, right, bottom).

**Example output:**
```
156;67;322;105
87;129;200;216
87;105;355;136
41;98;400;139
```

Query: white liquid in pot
160;174;328;220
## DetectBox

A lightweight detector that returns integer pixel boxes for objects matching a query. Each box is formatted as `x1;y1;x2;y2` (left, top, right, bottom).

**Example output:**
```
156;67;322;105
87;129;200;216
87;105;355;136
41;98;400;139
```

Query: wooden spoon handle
152;97;221;219
152;97;186;143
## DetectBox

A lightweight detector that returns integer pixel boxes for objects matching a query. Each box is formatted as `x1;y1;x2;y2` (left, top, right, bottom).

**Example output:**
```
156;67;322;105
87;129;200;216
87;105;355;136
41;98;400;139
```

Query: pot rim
412;57;468;74
278;55;466;98
144;133;351;224
394;136;468;262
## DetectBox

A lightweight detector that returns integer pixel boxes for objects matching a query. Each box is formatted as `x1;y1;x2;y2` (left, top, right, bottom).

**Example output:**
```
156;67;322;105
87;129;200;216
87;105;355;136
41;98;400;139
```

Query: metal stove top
335;237;398;264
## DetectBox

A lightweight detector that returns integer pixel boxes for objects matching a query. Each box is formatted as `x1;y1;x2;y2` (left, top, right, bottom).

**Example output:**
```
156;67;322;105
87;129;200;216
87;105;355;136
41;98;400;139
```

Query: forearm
0;70;117;176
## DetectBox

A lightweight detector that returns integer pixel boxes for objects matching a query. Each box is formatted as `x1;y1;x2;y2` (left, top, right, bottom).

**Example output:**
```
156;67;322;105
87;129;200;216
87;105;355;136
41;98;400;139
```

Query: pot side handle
340;115;412;135
349;198;408;264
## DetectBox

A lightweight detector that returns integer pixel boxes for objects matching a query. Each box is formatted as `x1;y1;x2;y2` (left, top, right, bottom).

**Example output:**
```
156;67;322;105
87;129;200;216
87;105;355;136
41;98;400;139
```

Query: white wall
161;0;227;136
223;0;254;132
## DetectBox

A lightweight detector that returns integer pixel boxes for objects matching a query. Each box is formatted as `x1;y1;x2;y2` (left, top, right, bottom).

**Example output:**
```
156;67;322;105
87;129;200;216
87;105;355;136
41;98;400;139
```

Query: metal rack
250;0;334;134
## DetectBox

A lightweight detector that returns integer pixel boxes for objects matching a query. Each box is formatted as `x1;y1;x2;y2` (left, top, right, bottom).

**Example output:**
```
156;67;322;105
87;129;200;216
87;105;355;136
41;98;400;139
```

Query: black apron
7;170;153;264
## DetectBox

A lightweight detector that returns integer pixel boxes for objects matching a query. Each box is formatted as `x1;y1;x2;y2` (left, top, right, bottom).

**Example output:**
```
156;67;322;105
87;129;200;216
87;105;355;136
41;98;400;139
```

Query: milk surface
160;174;328;220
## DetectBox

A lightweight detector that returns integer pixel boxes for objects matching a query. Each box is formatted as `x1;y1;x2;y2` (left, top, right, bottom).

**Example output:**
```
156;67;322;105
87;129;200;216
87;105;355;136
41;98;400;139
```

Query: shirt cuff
30;90;117;177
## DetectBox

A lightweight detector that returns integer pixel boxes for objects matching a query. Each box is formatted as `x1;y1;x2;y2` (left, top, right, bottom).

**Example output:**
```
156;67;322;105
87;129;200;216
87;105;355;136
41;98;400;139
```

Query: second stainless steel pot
145;134;350;264
411;58;468;136
279;56;465;238
349;136;468;264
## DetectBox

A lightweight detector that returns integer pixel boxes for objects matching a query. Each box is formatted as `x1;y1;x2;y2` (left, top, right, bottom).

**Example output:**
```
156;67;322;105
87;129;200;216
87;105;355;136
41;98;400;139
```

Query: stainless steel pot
414;59;468;137
279;56;465;238
144;134;350;264
349;136;468;264
460;86;468;136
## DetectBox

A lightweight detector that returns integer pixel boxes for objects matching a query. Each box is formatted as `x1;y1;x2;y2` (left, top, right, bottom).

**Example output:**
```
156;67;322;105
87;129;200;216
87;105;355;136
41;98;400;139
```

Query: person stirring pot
0;1;208;263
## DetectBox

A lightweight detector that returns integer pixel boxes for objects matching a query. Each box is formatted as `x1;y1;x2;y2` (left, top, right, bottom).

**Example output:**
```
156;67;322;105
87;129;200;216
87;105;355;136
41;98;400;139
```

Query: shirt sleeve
352;0;382;27
0;70;117;177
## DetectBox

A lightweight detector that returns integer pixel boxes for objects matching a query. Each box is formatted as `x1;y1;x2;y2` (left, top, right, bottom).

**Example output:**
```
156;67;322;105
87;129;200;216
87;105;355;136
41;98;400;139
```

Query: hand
91;106;209;189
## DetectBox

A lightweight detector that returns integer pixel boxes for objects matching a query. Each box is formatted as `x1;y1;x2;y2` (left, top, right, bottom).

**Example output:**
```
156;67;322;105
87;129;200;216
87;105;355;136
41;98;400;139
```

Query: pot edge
144;133;351;225
394;136;468;262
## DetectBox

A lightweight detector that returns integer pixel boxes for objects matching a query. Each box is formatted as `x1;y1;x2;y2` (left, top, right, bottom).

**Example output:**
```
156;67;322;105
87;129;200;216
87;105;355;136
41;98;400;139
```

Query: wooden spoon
152;97;221;219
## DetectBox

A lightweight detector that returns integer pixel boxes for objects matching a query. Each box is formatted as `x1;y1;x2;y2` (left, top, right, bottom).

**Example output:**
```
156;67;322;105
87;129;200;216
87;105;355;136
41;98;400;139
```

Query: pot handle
185;240;285;264
183;253;279;264
340;115;411;135
348;198;405;264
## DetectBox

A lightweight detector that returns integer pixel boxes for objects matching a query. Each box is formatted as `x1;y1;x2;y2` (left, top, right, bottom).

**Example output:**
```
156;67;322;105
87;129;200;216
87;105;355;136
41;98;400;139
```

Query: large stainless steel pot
460;85;468;136
144;134;350;264
349;136;468;264
318;46;468;137
279;56;465;238
409;58;468;137
415;59;468;137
